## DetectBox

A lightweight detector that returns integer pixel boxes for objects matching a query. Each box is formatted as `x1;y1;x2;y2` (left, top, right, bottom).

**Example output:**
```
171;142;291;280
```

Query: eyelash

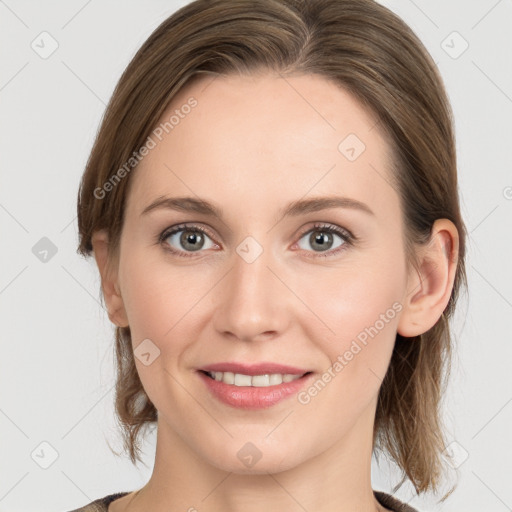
157;222;355;259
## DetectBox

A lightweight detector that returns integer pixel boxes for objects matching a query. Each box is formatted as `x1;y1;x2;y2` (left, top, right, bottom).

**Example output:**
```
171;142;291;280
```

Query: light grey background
1;1;511;511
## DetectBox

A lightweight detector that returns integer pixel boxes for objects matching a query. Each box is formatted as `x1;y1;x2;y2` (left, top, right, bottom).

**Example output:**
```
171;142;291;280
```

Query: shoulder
374;490;420;512
67;490;416;512
65;492;131;512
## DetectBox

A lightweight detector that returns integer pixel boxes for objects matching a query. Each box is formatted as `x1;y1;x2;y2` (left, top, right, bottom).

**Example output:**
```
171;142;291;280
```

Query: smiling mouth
200;370;313;388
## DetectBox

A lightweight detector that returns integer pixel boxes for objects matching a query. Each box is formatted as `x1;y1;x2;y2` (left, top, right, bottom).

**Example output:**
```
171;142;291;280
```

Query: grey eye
165;228;215;252
297;229;345;252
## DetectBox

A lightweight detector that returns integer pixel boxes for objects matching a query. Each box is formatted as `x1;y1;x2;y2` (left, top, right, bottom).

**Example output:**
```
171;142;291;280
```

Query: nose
212;241;292;342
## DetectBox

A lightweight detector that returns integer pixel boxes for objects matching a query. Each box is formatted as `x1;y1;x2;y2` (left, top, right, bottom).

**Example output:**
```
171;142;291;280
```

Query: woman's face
112;72;412;473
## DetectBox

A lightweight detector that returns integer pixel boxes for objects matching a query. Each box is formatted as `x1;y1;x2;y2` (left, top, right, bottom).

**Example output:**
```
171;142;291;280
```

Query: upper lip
199;362;311;376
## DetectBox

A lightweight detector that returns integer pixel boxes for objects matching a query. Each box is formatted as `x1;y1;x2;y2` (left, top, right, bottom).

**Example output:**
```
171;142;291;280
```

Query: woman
70;0;467;510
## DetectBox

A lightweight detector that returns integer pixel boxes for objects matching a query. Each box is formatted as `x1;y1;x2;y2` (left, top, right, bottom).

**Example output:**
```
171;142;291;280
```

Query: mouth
196;363;315;409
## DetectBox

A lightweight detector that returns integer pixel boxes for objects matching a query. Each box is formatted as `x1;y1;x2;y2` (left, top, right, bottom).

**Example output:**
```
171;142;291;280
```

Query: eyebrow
141;195;375;219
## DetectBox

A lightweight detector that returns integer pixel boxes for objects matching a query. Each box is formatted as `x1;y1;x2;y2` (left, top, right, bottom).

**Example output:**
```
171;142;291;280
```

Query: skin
92;72;459;512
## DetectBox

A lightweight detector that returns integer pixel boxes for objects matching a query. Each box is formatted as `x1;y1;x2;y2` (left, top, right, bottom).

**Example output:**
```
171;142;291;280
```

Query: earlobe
91;229;129;328
397;219;459;338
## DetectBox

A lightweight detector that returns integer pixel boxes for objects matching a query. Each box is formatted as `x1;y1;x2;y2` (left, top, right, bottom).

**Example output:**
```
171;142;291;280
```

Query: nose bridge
213;235;289;341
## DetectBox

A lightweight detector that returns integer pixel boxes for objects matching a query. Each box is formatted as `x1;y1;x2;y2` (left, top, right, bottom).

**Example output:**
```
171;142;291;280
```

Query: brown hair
76;0;467;498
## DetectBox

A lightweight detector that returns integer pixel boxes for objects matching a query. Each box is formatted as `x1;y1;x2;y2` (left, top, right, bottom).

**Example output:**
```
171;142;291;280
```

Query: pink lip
197;364;314;410
199;362;310;376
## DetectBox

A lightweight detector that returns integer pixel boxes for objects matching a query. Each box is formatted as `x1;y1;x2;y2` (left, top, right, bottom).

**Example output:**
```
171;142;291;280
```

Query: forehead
127;72;398;223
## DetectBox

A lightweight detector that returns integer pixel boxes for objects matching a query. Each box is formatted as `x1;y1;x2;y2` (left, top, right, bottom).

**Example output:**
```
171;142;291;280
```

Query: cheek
292;267;404;434
118;250;176;341
118;249;215;350
299;251;406;384
117;251;204;402
302;253;405;333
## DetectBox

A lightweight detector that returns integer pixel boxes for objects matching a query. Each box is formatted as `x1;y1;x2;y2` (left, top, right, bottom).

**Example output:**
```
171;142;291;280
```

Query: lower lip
197;371;313;410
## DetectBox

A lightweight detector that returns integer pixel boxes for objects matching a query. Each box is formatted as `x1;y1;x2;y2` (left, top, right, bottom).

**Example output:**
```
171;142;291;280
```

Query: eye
295;223;353;258
158;222;354;259
159;224;218;258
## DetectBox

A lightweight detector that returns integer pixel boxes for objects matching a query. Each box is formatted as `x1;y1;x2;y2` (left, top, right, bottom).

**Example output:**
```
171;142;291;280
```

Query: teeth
234;373;252;386
209;371;303;387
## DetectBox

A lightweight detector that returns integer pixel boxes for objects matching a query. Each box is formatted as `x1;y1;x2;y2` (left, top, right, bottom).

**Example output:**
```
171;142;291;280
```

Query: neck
122;398;386;512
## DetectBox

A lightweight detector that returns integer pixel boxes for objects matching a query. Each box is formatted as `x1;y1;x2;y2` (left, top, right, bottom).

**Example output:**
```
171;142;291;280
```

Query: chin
214;455;302;476
201;437;306;475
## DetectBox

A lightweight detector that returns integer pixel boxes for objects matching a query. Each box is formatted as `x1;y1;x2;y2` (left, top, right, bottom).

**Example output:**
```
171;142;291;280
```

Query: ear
91;229;129;328
397;219;459;338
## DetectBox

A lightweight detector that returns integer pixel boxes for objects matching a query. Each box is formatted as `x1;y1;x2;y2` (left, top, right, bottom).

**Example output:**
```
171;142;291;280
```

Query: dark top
66;490;419;511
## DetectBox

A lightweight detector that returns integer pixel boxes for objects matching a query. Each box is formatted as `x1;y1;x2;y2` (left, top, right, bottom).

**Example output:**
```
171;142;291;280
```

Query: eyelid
159;222;218;243
295;222;353;241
